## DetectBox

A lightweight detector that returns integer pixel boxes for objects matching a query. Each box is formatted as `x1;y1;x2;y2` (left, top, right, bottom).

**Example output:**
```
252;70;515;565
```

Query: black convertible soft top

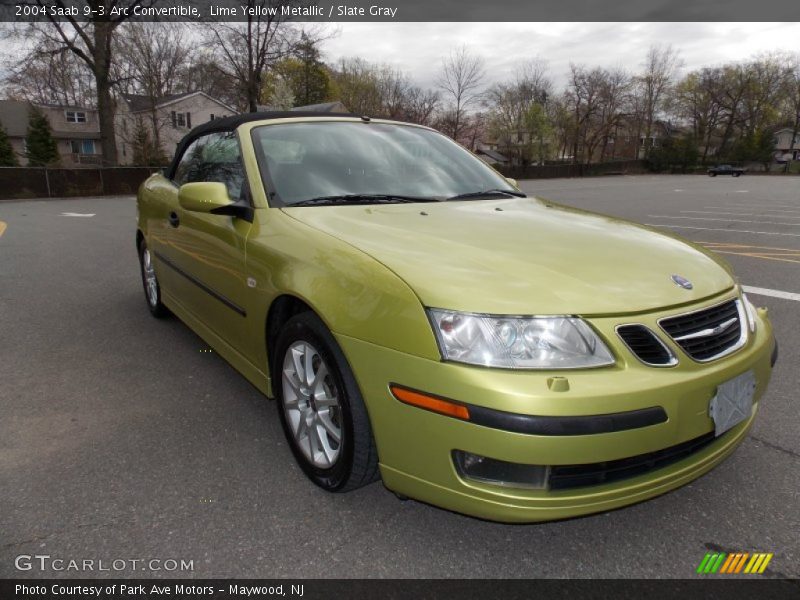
166;111;358;179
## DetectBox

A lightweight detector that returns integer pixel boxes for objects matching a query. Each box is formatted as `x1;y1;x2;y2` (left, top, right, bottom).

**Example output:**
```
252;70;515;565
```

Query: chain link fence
498;159;648;180
0;167;164;200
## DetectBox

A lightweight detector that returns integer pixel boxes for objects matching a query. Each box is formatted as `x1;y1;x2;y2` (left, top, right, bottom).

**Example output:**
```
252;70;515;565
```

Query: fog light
453;450;550;490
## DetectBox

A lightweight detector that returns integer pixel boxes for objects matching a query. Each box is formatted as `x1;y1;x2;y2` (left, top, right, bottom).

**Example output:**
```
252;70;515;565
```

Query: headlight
427;309;615;369
742;293;757;333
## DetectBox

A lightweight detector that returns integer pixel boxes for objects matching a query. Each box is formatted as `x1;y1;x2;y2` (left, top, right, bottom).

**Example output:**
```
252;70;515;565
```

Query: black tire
733;172;741;177
709;172;716;177
273;311;379;492
138;239;170;318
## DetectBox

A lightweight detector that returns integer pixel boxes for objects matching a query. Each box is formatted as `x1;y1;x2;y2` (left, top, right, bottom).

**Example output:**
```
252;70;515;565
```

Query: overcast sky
1;21;798;94
319;22;800;89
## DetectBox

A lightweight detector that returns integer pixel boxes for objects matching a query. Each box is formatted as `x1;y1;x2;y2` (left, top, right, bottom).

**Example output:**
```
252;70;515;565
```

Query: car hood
281;197;735;315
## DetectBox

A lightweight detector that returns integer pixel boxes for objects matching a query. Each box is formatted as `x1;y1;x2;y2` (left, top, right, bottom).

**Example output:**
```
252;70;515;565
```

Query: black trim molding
390;384;667;436
154;251;246;317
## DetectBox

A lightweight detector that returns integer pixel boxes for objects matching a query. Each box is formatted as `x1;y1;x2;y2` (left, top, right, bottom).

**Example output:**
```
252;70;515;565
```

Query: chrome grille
659;299;745;362
616;324;676;366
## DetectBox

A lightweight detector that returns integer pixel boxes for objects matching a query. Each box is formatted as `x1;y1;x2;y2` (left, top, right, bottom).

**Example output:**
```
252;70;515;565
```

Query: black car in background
708;164;745;177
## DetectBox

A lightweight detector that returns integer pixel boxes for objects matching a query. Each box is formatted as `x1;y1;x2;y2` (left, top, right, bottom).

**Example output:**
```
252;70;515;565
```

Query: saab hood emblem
671;274;693;290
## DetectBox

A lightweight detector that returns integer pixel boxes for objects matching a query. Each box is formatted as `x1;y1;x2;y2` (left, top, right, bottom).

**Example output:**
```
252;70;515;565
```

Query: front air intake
616;324;676;366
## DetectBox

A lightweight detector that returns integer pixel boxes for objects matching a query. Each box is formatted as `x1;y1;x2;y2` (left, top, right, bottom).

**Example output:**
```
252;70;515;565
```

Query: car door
167;131;254;355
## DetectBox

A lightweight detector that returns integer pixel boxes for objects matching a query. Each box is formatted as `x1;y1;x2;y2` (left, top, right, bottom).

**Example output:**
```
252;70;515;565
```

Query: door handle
168;212;180;228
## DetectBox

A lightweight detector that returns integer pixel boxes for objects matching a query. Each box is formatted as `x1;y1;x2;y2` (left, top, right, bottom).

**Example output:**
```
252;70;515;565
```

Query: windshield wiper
447;189;527;200
290;194;441;206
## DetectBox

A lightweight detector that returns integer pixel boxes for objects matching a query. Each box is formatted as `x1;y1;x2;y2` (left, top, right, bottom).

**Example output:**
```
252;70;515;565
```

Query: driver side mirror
178;182;232;213
178;182;253;222
505;177;518;188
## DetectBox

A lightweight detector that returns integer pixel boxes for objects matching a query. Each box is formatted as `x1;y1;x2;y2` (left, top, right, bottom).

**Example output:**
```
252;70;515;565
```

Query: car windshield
251;121;520;206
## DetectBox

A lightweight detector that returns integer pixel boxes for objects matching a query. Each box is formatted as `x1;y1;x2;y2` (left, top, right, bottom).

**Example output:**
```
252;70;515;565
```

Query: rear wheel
274;311;379;492
138;239;169;318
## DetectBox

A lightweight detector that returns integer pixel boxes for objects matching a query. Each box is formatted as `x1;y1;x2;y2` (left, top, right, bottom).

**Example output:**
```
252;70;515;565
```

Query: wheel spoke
291;347;305;384
304;346;316;386
314;390;338;409
308;421;323;460
317;410;341;444
282;367;302;396
281;339;343;469
295;413;308;440
311;362;328;395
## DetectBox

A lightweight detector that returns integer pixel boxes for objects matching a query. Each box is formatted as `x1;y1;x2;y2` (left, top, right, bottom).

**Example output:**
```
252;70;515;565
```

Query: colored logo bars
697;552;773;574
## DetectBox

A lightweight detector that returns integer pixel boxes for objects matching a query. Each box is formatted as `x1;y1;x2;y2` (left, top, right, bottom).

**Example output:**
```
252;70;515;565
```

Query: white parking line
742;286;800;302
681;210;800;219
649;215;798;227
644;223;800;237
703;206;800;214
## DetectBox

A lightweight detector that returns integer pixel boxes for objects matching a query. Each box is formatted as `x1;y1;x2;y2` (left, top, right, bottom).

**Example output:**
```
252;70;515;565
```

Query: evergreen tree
25;107;60;166
648;134;699;172
261;35;334;108
0;124;18;167
131;120;168;167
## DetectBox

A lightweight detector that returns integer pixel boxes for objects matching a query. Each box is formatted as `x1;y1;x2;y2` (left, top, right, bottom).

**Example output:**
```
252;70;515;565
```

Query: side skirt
162;290;274;398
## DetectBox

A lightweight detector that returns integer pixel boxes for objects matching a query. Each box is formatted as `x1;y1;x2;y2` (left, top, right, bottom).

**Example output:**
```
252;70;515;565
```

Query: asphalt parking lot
0;174;798;579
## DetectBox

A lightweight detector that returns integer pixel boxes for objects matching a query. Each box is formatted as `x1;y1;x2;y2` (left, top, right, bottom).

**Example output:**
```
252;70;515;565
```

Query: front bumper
335;294;775;522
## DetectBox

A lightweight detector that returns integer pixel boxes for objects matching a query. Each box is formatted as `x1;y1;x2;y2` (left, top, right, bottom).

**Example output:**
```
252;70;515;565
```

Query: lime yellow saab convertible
136;112;777;522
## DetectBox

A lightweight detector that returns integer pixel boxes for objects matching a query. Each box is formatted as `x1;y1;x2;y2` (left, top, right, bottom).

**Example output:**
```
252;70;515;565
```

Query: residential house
482;131;541;167
0;99;102;166
773;127;800;162
116;91;237;165
474;146;510;168
609;118;689;161
0;100;29;164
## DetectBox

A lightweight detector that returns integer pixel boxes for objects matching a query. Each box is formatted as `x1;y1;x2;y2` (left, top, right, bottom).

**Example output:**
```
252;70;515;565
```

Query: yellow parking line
0;220;6;237
698;241;800;264
700;242;800;252
710;250;800;264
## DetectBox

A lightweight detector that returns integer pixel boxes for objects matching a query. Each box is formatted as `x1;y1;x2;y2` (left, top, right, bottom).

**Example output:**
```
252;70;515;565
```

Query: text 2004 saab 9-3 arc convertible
136;112;777;522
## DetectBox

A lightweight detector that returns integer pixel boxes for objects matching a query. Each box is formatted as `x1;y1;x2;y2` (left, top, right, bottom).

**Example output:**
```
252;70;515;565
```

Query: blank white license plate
709;370;756;437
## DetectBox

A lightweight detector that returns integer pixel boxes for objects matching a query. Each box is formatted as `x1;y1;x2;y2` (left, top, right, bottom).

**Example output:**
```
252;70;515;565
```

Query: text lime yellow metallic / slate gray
136;114;775;522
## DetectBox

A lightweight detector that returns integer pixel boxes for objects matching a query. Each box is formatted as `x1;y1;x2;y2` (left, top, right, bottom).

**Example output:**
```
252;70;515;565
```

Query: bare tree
484;59;552;165
673;69;723;162
595;68;631;161
332;57;384;115
115;23;194;155
740;53;787;137
4;37;96;107
202;3;329;112
782;54;800;169
437;46;485;142
23;0;151;165
330;57;439;123
565;64;606;164
403;86;440;125
175;56;240;109
636;45;682;158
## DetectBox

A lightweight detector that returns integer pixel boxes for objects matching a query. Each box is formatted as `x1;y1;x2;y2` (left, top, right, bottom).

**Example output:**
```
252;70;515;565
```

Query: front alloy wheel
282;341;343;469
138;239;169;318
274;312;379;492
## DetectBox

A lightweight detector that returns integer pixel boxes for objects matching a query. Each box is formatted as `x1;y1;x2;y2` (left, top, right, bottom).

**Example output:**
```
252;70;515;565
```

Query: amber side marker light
390;385;470;420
